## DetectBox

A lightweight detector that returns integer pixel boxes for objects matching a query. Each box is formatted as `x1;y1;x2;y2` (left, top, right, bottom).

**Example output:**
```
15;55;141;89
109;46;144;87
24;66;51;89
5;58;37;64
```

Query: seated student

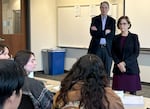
0;44;10;59
14;50;53;109
0;60;24;109
53;54;124;109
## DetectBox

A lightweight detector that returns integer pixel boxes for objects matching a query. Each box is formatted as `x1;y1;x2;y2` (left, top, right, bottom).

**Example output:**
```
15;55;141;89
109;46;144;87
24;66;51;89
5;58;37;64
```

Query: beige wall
56;0;101;6
30;0;150;83
30;0;123;71
56;0;123;17
56;0;122;6
30;0;56;71
56;0;123;34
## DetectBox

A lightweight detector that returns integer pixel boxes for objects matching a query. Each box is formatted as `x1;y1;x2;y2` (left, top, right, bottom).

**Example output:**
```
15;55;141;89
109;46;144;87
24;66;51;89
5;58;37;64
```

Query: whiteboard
125;0;150;48
57;5;117;48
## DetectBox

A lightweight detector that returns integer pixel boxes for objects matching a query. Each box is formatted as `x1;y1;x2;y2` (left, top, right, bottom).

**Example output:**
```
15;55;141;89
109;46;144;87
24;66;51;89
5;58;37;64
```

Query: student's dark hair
117;16;131;29
0;59;24;107
14;50;34;74
56;54;109;109
0;44;8;55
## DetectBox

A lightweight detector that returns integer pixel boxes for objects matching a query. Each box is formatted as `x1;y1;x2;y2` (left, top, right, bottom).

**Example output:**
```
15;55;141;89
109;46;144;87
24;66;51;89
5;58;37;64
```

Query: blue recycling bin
42;48;65;75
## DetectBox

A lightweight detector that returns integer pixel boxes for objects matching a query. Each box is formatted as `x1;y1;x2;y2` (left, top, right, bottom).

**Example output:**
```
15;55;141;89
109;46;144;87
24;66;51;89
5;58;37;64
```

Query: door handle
0;37;5;41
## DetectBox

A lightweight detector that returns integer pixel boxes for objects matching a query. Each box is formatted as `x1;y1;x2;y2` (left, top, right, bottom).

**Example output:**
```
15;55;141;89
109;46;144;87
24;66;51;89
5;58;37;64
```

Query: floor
35;71;150;98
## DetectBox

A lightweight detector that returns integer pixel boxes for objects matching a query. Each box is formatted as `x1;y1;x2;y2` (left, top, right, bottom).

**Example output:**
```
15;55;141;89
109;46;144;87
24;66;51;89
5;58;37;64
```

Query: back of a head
58;54;108;109
0;59;24;108
64;54;108;86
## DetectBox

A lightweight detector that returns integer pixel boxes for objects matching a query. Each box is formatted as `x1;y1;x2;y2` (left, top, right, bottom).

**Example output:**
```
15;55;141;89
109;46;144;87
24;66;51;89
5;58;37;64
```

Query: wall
125;0;150;48
57;3;118;48
30;0;150;83
30;0;123;71
30;0;56;71
56;0;123;18
56;0;124;71
56;0;150;83
138;53;150;83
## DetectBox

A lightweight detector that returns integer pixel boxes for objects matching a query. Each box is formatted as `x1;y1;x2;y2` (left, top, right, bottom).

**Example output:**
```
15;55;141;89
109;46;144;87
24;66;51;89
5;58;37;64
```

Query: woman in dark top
14;50;53;109
111;16;141;95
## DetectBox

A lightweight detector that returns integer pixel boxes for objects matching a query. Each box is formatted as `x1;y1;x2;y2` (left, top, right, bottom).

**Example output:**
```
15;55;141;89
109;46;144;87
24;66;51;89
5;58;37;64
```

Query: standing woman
112;16;141;95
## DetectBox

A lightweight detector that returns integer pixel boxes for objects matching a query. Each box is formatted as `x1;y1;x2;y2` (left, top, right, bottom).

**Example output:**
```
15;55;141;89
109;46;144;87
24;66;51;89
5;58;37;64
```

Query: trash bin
42;48;65;75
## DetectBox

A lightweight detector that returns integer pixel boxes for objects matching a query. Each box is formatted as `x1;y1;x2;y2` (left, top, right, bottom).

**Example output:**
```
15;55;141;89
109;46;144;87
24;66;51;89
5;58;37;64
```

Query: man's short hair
100;1;109;8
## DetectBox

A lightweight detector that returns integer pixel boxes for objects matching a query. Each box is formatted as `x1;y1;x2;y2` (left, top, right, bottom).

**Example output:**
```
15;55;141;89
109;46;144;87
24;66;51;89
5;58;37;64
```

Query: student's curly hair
56;54;109;109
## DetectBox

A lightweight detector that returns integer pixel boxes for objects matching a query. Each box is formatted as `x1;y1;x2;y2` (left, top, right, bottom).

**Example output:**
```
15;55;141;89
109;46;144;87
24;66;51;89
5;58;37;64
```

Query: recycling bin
42;48;65;75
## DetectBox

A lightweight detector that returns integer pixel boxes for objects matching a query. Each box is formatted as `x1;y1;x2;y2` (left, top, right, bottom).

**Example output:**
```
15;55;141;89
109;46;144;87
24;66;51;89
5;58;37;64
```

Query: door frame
0;0;31;55
26;0;31;49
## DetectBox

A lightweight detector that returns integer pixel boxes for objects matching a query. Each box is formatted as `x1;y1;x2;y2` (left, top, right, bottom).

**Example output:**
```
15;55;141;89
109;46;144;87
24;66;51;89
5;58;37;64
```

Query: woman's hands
117;61;126;73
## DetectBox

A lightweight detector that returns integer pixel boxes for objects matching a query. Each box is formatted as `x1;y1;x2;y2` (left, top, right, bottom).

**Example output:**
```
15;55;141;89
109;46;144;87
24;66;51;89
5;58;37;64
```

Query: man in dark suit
88;1;116;77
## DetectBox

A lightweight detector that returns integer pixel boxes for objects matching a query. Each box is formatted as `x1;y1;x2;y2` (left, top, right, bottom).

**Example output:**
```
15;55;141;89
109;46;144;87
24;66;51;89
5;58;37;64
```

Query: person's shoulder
129;32;138;36
107;15;116;21
128;32;138;39
105;87;116;96
25;77;44;87
92;15;100;19
104;87;124;109
105;87;122;103
115;34;121;37
114;34;121;39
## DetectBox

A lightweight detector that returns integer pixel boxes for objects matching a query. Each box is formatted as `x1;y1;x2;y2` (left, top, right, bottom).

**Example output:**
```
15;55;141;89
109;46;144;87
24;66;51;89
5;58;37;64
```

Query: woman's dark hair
14;50;34;75
56;54;109;109
0;44;8;55
117;16;131;29
0;59;24;107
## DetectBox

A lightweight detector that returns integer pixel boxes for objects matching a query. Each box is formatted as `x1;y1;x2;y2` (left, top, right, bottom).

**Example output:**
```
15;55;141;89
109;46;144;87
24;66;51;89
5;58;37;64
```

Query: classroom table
35;77;150;109
34;77;60;93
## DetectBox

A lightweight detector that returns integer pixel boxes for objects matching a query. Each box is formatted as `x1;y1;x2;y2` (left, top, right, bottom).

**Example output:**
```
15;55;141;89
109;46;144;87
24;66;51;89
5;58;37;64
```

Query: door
0;0;27;56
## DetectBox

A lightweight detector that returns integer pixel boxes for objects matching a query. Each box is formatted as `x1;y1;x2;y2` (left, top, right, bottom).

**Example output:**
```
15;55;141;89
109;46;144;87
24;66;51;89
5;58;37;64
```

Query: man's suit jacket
112;32;140;75
88;15;116;56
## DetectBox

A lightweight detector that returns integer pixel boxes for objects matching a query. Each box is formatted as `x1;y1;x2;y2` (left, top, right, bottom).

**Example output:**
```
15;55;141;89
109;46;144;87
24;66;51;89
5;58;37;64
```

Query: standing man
88;1;116;77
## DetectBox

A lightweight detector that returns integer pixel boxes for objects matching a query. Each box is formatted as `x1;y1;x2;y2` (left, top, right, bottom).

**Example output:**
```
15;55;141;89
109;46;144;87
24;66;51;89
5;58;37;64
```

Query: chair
18;94;34;109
